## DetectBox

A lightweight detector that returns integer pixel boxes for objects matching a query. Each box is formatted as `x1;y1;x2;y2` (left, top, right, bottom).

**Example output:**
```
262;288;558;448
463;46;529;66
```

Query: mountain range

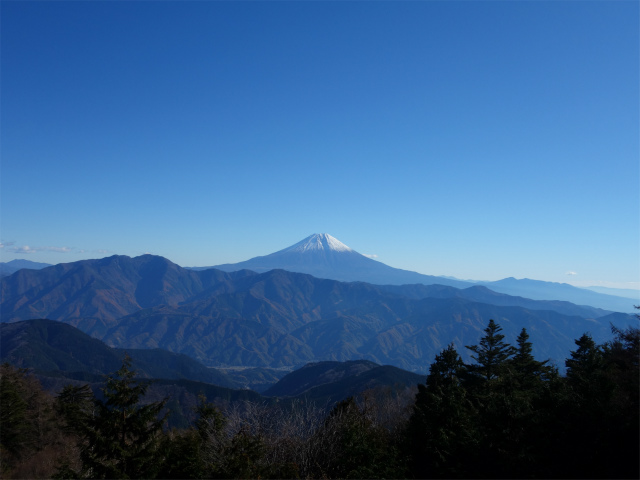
1;241;636;371
2;234;635;312
198;234;636;313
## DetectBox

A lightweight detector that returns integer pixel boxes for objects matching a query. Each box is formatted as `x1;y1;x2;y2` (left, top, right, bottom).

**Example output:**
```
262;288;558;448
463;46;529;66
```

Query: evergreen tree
316;396;404;479
511;328;556;386
407;344;477;478
551;332;616;478
601;324;640;479
565;333;606;387
464;321;531;477
465;319;516;383
56;384;94;436
0;364;29;459
76;356;168;479
0;364;57;466
158;395;226;479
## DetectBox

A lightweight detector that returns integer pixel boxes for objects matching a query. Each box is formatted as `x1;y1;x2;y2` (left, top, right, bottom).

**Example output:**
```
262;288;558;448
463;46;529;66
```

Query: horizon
1;2;638;291
1;232;638;293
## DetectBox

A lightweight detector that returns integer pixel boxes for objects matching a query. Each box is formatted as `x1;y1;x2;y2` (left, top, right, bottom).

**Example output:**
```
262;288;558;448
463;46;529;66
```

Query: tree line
1;319;638;479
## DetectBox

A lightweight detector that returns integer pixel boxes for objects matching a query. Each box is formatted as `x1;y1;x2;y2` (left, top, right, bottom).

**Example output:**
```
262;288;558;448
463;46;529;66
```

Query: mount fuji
194;234;635;313
200;233;472;289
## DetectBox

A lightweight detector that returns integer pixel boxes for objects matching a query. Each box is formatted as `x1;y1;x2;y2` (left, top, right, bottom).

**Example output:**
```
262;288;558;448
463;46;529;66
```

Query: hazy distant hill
376;283;611;319
481;277;635;313
584;285;640;302
0;259;51;277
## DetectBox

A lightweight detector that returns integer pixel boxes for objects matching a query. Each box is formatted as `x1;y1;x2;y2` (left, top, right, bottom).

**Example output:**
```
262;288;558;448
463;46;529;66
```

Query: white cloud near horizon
6;244;74;254
565;271;578;276
362;253;378;259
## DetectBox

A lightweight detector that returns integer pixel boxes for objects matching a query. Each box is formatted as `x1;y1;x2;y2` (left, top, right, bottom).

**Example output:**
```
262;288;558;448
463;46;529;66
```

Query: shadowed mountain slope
0;319;237;388
264;360;425;406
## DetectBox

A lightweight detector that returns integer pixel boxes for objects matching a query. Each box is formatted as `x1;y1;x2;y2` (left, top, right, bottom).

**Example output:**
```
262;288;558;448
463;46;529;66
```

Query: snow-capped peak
283;234;354;254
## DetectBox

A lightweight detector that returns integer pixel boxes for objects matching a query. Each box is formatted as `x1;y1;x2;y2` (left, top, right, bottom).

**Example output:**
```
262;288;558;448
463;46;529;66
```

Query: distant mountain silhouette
481;277;635;313
202;233;472;288
0;259;51;277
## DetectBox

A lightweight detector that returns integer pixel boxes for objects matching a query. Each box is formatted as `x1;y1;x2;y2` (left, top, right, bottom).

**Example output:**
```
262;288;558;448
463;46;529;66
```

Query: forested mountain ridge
1;255;636;371
0;254;254;323
0;319;237;387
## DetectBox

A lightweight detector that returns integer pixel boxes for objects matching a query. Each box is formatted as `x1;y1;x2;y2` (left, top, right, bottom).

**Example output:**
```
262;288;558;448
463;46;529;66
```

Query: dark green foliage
603;324;640;478
405;320;639;479
548;326;640;479
55;384;94;436
0;364;60;477
465;319;516;382
62;356;168;479
407;344;477;478
0;364;27;454
511;328;556;384
158;396;226;479
566;333;606;385
0;364;29;458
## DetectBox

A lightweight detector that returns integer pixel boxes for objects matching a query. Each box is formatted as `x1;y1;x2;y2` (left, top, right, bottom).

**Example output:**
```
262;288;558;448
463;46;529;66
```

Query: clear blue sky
1;1;638;289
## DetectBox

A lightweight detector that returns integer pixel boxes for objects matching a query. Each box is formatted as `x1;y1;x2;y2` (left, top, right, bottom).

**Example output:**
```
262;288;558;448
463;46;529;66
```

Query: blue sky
1;1;638;289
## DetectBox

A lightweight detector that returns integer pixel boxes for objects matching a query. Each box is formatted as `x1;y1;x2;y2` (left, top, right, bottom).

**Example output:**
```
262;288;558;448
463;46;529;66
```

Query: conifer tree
552;332;617;478
0;364;29;458
56;384;94;436
407;344;477;478
511;328;556;386
159;395;226;479
465;319;516;382
566;333;605;385
464;321;524;477
77;356;168;479
600;324;640;479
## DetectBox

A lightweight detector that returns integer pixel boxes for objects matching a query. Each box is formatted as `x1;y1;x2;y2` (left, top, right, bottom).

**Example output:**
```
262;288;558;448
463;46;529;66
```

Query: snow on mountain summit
281;233;354;254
